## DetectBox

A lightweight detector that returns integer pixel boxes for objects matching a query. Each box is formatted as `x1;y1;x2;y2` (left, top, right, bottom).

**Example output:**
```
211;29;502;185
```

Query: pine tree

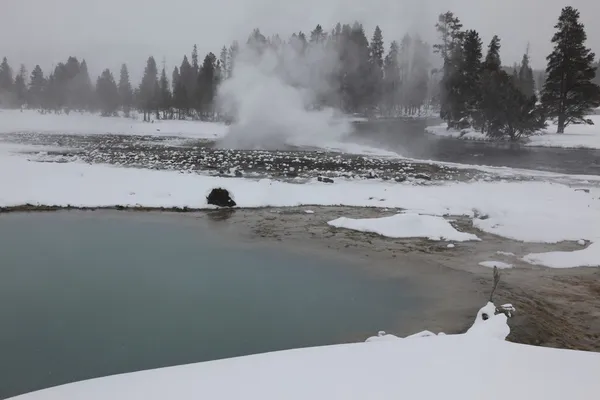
480;36;503;133
118;64;133;117
179;55;194;114
310;24;327;44
541;6;600;133
484;36;501;70
369;26;384;110
196;53;217;118
159;67;172;119
139;56;159;121
192;45;199;75
434;12;464;120
518;51;535;98
461;30;483;123
96;69;119;116
75;59;94;111
0;57;14;106
382;41;401;116
227;41;239;78
14;65;28;108
28;65;46;109
219;46;229;80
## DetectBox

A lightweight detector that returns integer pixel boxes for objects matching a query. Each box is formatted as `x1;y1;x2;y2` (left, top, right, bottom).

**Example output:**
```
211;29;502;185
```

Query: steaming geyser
215;40;354;150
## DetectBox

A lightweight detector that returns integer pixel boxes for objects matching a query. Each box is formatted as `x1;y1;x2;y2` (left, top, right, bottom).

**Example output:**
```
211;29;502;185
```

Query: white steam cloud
216;37;354;150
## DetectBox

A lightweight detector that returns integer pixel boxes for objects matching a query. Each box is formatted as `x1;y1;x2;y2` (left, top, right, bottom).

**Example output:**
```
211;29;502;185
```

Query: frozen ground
426;114;600;150
10;301;600;400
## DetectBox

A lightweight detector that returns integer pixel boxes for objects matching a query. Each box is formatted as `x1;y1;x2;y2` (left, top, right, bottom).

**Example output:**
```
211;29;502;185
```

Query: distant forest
0;6;599;139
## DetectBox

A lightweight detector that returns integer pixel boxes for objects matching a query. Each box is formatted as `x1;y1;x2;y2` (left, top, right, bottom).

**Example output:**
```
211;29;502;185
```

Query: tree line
0;22;436;120
437;6;600;138
0;8;598;136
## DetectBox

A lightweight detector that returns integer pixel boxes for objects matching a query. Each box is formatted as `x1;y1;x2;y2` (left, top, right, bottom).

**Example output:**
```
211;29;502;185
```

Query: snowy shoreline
426;114;600;150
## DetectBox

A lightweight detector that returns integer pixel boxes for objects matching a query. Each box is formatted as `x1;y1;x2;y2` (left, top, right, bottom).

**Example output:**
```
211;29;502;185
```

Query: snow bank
0;109;228;139
1;150;599;268
328;213;480;242
479;261;513;269
523;242;600;269
527;115;600;149
10;301;600;400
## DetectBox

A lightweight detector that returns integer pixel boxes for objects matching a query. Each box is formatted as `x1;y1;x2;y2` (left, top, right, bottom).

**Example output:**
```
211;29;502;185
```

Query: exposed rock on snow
206;188;236;207
317;176;334;183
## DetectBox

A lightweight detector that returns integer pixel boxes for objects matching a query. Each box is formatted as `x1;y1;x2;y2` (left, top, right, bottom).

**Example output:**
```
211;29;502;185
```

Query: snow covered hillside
426;114;600;149
10;301;600;400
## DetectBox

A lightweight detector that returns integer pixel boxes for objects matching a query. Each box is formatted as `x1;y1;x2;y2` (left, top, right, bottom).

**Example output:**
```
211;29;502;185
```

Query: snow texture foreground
10;302;600;400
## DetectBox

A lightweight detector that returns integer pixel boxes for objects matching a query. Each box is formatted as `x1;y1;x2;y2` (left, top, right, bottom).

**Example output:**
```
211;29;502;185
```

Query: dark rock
235;170;244;177
318;176;334;183
286;171;299;178
395;175;407;182
575;188;590;193
207;188;237;207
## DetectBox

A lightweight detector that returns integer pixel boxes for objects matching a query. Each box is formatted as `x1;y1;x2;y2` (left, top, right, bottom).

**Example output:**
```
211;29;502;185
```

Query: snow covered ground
528;115;600;149
1;145;599;268
10;301;600;400
328;213;480;242
0;109;228;139
426;115;600;150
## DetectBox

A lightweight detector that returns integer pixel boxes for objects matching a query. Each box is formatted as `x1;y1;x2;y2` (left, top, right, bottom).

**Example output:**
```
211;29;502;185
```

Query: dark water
0;212;420;399
353;119;600;176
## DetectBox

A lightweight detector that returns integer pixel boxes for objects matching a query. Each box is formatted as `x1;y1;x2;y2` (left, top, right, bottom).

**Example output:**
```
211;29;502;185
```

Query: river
352;119;600;176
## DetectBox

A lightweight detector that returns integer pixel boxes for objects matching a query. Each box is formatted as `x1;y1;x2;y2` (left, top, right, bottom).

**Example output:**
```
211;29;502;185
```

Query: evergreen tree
139;56;159;121
518;51;535;98
118;64;133;116
382;41;401;116
484;36;501;70
173;79;188;119
159;67;172;119
28;65;46;109
541;6;600;133
196;52;217;118
227;41;239;78
461;30;483;123
219;46;229;80
75;59;94;111
0;57;14;106
434;12;464;120
191;45;199;75
310;24;327;44
96;69;119;116
369;26;384;109
14;65;28;108
479;36;503;133
179;55;194;114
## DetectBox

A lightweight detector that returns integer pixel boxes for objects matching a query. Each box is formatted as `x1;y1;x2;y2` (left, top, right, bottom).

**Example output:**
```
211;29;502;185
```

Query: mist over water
216;40;355;150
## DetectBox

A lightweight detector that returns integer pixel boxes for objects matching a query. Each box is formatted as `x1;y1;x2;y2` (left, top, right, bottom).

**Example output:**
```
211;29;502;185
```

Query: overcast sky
1;0;599;81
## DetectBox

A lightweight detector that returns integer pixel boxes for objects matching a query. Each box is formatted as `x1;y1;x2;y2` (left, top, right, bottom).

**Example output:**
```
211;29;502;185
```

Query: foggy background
2;0;600;79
